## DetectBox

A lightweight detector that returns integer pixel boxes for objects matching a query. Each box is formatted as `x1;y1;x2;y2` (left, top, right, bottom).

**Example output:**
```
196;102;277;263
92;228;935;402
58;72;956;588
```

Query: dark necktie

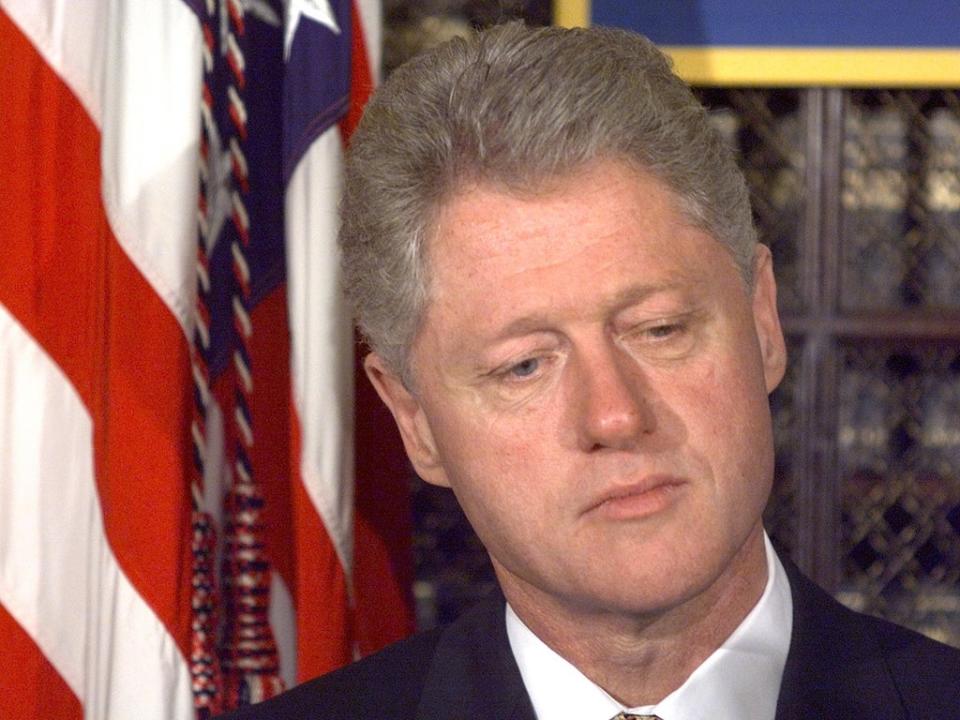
611;713;662;720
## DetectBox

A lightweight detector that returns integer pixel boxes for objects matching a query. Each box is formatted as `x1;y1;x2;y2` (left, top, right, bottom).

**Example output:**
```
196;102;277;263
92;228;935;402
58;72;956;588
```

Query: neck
498;525;769;707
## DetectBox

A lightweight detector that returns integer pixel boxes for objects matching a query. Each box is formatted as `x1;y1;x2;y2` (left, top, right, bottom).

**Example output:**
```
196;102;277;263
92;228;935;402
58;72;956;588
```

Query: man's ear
751;245;787;394
363;352;452;488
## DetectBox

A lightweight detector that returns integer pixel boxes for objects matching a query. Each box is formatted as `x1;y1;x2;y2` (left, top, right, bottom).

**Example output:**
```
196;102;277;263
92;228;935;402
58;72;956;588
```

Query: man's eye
508;358;540;378
619;319;697;361
646;323;681;339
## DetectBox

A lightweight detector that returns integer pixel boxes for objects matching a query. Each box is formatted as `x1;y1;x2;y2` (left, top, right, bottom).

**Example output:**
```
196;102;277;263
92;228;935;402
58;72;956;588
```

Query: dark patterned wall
383;0;549;73
838;343;960;645
842;91;960;310
834;91;960;647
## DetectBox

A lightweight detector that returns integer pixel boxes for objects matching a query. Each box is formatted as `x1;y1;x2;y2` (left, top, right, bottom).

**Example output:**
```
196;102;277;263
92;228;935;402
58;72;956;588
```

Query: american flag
0;0;413;717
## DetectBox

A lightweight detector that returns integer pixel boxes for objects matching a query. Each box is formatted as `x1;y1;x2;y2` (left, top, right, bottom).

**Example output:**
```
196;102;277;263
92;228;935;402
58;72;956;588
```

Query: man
224;22;960;720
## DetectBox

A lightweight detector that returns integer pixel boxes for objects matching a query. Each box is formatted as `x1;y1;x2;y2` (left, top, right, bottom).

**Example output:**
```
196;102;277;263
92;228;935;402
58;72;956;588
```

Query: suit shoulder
861;610;960;665
860;612;960;711
216;629;444;720
779;555;960;717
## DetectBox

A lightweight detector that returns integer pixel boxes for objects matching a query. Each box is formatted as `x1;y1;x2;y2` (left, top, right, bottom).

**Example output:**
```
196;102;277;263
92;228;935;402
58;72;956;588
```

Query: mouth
585;475;687;520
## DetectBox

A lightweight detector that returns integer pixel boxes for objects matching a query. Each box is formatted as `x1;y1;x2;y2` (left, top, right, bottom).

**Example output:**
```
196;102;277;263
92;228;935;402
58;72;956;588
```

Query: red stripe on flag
0;605;82;720
353;334;415;654
0;6;193;661
0;8;110;402
346;1;415;653
97;231;195;658
290;415;354;681
248;285;295;591
340;0;375;143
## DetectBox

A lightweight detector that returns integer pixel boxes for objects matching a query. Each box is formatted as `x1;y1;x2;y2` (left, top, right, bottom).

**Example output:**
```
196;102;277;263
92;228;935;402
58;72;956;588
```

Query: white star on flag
285;0;341;59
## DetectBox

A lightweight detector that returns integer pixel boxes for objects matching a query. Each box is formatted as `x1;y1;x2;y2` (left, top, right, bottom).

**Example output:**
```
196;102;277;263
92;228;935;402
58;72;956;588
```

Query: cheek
430;398;549;493
471;387;561;458
444;408;565;534
670;353;773;467
705;363;776;508
465;407;540;461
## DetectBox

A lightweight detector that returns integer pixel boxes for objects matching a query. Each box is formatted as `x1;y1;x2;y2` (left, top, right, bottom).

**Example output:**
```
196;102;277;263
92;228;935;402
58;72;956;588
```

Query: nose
572;337;655;452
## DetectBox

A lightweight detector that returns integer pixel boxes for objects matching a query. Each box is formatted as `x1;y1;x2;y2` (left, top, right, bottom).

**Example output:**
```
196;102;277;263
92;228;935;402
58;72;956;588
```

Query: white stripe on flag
3;0;203;335
270;571;297;688
286;127;356;576
99;0;203;332
0;305;194;719
355;0;382;84
0;0;109;124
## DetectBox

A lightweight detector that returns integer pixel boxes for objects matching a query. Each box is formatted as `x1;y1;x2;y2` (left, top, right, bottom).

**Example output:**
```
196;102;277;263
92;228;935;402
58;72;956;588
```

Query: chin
592;535;753;613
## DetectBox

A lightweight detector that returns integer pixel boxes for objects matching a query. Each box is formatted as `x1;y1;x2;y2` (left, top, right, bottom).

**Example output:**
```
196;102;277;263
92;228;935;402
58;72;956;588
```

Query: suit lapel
415;594;537;720
775;561;906;720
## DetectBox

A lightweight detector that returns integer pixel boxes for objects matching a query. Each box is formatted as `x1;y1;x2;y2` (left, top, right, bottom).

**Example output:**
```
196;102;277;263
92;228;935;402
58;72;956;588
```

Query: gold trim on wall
550;3;960;87
553;0;590;29
663;47;960;87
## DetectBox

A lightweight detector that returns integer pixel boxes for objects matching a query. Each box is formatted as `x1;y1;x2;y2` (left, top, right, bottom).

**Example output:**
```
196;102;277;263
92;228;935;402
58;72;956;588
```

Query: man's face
369;160;786;619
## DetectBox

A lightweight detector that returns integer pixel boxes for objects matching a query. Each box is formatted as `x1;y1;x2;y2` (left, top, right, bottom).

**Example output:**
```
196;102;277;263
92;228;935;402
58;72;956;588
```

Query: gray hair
339;21;757;381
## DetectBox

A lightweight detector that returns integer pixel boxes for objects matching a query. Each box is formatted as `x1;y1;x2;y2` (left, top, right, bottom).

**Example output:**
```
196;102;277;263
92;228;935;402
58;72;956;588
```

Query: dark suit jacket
220;561;960;719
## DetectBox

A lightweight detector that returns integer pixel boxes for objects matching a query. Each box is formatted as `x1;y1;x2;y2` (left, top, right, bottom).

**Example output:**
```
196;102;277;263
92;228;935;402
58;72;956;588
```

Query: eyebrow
489;281;689;341
608;281;687;312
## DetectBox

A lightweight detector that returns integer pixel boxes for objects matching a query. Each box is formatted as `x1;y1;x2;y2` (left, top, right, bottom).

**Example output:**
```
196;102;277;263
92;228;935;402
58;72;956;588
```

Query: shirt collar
505;533;793;720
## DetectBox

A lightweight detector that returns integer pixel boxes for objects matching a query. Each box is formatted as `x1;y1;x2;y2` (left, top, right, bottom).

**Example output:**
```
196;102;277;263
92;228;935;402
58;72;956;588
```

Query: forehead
422;161;737;317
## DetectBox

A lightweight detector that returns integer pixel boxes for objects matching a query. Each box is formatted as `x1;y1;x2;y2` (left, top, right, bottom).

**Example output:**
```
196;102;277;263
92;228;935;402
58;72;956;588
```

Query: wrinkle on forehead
429;163;712;275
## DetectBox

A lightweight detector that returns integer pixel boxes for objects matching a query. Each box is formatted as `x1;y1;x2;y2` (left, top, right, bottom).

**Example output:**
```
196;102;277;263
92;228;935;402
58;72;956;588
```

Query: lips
585;475;687;520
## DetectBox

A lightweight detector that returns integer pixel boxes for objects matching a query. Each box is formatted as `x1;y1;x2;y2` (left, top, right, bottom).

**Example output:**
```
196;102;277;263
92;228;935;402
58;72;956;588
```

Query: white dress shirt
506;533;793;720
